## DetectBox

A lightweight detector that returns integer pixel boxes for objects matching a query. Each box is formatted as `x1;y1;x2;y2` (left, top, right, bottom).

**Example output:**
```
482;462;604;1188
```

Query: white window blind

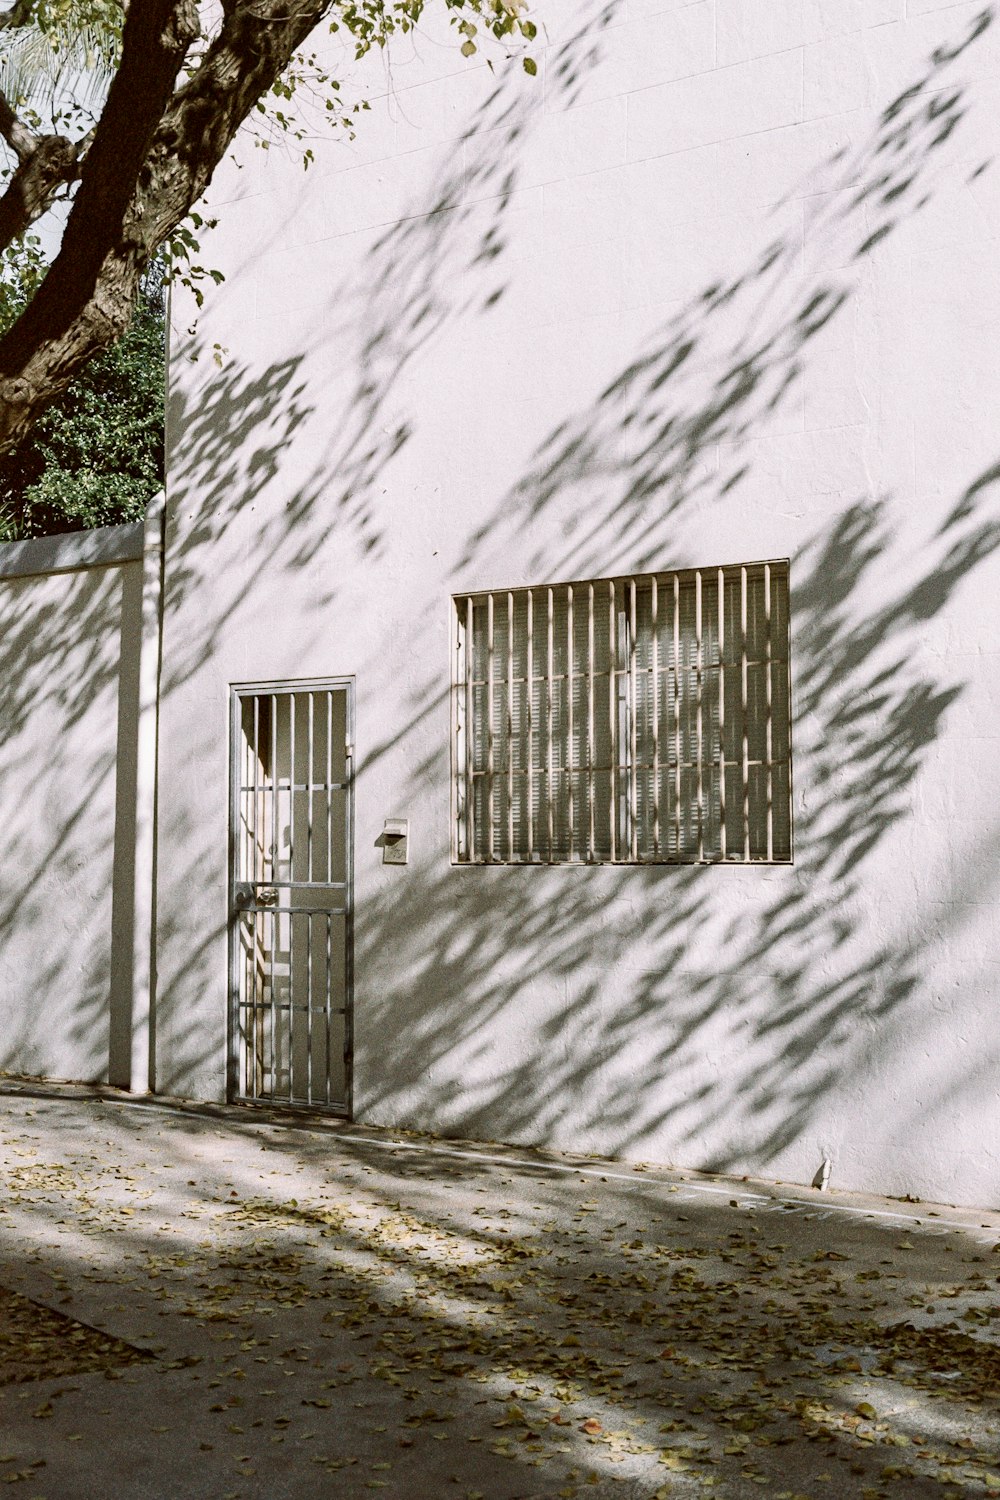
453;562;791;864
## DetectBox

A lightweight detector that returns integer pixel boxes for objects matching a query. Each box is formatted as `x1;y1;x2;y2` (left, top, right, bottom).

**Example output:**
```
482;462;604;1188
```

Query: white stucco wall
162;0;1000;1206
0;527;148;1086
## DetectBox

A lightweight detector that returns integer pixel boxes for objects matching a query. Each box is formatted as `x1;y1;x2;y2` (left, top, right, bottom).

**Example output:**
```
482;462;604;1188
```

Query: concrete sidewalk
0;1081;999;1500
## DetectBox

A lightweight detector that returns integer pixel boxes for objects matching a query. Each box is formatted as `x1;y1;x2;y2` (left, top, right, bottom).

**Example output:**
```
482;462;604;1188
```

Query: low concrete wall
0;510;162;1089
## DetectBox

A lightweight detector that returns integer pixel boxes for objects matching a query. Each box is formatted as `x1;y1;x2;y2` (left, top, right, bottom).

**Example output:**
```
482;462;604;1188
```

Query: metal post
628;576;638;861
587;583;595;861
695;570;704;863
609;579;617;860
718;568;727;861
546;586;555;861
465;595;475;861
567;584;574;860
741;564;750;861
651;575;660;859
307;692;314;883
327;690;334;881
673;573;682;859
507;591;515;860
773;564;779;864
487;592;495;862
270;693;278;1092
526;590;534;859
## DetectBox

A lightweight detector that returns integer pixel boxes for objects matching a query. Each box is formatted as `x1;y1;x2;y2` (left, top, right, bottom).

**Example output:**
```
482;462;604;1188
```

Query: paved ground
0;1082;999;1500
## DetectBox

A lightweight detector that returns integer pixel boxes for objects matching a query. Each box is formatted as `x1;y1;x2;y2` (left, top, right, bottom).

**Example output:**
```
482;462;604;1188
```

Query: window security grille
453;562;791;864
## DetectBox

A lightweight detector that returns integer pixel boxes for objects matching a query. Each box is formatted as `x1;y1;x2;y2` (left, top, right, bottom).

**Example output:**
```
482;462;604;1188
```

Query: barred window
452;562;791;865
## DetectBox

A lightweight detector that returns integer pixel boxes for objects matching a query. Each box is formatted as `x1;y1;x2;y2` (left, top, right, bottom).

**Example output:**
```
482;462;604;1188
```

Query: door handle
233;883;278;910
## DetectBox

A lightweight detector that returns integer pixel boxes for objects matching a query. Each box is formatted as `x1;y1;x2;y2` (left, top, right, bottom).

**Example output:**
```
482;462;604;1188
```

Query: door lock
233;883;278;910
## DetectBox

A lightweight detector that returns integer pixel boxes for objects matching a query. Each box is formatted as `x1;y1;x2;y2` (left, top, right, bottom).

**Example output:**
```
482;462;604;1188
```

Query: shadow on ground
1;1093;999;1498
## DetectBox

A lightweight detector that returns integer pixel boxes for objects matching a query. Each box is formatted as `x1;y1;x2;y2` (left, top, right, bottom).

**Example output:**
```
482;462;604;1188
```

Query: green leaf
522;55;537;76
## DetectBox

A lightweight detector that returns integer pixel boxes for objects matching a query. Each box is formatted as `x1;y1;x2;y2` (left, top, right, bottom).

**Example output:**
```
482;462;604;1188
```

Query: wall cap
0;522;145;581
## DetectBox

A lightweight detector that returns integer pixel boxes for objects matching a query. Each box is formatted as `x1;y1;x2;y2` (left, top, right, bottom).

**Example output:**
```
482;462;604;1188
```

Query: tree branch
0;86;39;159
0;0;38;32
143;0;333;237
0;0;202;435
0;0;331;452
0;107;85;250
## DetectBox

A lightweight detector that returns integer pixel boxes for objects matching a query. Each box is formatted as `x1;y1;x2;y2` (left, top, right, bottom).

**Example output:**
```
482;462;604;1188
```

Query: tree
0;0;536;467
0;255;164;538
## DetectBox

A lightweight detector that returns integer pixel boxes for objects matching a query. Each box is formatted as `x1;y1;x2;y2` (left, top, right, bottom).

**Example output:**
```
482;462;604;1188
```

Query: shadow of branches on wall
0;556;139;1081
344;6;1000;1192
9;0;997;1190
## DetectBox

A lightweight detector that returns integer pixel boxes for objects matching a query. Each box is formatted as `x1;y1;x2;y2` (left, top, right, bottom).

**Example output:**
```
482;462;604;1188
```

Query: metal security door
229;680;353;1112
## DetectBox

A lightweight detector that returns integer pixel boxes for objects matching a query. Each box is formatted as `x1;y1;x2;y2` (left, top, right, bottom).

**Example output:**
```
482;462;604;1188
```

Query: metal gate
228;679;353;1112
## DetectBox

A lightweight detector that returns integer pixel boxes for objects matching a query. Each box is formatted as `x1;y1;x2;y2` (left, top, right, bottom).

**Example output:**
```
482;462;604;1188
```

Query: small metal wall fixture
382;818;409;865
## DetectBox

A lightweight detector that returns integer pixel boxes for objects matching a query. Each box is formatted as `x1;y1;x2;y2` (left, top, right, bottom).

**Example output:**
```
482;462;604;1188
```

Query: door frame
227;675;355;1115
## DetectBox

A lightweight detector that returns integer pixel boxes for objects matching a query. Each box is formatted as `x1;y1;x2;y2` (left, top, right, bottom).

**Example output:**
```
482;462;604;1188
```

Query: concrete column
129;493;165;1093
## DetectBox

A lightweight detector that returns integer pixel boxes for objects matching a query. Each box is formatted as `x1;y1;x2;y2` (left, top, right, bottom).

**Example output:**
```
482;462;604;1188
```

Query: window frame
451;560;793;867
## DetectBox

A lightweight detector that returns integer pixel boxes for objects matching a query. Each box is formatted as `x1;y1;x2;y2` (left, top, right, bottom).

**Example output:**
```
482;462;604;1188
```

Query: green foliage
331;0;536;59
0;262;164;539
0;0;121;120
0;232;46;327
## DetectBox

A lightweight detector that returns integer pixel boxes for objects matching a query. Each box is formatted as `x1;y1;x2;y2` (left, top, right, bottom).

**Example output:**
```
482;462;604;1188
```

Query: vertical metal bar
325;912;332;1107
240;703;248;890
629;577;638;861
695;570;704;863
651;576;660;858
487;592;495;863
609;579;617;860
307;692;314;883
228;691;240;1102
250;695;260;1092
288;692;296;881
567;584;574;860
465;596;475;862
718;568;727;862
773;564;779;864
252;697;260;884
269;906;278;1099
546;586;555;861
244;921;251;1097
255;919;262;1097
270;695;278;881
327;689;334;882
507;591;514;861
247;721;253;886
344;684;355;1117
240;915;246;1097
251;913;259;1097
587;583;595;861
671;573;680;858
784;567;795;865
270;693;278;1095
287;905;294;1106
741;564;750;861
526;589;534;859
451;607;458;861
306;910;313;1105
